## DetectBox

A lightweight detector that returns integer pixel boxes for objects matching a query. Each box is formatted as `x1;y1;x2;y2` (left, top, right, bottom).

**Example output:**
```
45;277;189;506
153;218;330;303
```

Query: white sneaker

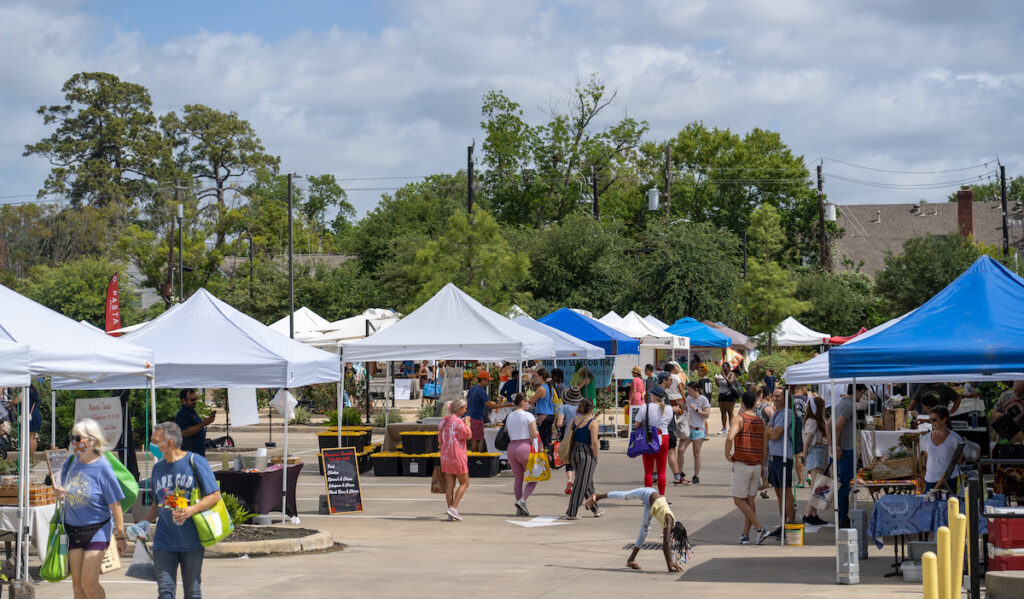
719;428;728;435
515;498;530;517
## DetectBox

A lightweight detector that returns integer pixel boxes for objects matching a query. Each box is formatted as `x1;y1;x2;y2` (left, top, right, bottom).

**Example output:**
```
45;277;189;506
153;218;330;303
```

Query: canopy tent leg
16;386;27;581
282;389;290;525
830;380;840;579
336;347;343;448
852;378;858;513
781;387;789;546
50;390;56;450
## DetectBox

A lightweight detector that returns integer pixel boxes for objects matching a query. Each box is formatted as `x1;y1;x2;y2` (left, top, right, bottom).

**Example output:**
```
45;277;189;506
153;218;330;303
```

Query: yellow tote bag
524;440;551;483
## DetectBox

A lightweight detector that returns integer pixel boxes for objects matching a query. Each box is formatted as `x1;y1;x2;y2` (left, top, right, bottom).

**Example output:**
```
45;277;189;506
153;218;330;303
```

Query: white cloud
1;0;1022;214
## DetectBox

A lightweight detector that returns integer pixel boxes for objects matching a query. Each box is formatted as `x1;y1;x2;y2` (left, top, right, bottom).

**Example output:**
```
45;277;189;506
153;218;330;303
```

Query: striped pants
566;443;597;518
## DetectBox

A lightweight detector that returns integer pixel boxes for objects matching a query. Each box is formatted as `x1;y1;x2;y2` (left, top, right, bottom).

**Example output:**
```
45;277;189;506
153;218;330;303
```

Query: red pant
643;434;670;494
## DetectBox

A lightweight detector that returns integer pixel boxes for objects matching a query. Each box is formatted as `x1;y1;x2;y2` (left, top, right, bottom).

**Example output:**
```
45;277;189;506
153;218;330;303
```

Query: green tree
512;213;633;315
17;256;141;327
408;207;528;313
874;234;985;316
747;203;785;262
619;218;742;322
734;258;811;343
947;177;1024;203
24;72;168;210
795;270;883;335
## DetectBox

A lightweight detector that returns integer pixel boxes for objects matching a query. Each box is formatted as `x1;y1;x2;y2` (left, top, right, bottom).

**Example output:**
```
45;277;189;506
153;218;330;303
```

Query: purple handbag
627;404;662;458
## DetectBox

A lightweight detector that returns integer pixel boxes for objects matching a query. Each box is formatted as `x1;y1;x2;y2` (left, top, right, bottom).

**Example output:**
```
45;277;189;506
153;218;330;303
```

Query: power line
820;157;997;175
826;170;998;190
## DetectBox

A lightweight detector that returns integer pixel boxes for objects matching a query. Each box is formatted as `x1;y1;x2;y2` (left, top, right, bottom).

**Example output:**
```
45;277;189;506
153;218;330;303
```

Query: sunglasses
70;434;85;443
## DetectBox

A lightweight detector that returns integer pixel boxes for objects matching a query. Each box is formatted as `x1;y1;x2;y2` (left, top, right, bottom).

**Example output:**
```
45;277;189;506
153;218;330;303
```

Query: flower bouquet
163;488;189;525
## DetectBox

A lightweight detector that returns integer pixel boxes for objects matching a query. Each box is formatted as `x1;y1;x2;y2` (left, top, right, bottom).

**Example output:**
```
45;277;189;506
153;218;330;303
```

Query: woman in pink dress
438;398;471;520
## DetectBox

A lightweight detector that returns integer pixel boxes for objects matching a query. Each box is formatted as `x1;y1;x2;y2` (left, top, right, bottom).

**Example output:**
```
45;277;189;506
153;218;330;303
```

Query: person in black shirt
174;389;215;457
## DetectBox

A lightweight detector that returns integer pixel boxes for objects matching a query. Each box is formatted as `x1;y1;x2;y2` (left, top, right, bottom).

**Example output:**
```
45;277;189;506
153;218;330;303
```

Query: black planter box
467;453;500;478
371;453;403;477
399;433;438;455
401;455;434;477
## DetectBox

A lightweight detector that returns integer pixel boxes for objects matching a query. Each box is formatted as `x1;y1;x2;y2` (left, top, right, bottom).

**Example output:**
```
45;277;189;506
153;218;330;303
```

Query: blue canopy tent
829;256;1024;378
538;308;639;355
665;317;732;348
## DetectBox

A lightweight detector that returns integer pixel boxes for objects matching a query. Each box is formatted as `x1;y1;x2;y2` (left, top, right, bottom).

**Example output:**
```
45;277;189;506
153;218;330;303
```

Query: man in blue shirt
766;388;798;537
467;372;511;452
175;389;215;457
140;421;221;599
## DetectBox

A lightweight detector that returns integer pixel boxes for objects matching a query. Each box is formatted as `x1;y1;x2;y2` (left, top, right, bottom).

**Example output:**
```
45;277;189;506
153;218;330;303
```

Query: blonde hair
449;398;467;415
71;418;108;454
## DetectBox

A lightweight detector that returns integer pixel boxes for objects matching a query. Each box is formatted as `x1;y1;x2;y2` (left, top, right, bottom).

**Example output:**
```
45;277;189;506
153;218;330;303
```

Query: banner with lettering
74;397;123;446
105;273;121;336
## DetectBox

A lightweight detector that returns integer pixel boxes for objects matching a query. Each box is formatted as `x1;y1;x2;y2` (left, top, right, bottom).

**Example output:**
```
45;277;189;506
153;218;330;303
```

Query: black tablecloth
215;463;303;516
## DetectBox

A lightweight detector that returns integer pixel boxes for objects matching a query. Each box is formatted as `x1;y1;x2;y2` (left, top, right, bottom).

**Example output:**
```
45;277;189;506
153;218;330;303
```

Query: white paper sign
228;388;260;427
74;397;122;446
440;367;463;404
394;379;412;401
271;389;298;420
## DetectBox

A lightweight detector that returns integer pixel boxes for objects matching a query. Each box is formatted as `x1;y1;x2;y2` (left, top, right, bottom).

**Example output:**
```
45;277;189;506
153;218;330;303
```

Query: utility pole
1001;165;1009;255
664;142;672;217
177;202;184;302
287;173;295;339
591;167;600;219
743;230;748;336
817;163;828;270
247;236;254;313
467;144;475;213
165;187;176;307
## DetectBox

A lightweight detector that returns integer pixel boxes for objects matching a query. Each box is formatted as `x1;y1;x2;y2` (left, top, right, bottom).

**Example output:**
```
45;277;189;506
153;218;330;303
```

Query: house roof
834;200;1024;276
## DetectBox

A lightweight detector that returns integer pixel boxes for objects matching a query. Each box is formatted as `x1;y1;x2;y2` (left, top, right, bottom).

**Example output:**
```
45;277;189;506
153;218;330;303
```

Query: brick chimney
957;189;974;238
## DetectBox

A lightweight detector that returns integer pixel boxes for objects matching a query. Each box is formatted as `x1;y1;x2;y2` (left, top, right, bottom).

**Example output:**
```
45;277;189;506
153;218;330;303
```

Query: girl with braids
586;487;691;572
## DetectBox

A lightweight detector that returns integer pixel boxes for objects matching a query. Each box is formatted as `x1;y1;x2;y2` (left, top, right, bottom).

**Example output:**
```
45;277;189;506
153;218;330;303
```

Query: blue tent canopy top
665;317;732;348
829;256;1024;378
538;308;640;355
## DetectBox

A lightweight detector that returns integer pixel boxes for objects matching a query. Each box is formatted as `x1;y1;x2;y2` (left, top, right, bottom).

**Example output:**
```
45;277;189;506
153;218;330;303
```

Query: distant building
834;197;1024;276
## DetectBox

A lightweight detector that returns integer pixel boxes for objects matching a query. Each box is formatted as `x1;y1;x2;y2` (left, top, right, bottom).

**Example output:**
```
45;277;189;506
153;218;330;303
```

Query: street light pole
177;203;184;302
288;173;295;340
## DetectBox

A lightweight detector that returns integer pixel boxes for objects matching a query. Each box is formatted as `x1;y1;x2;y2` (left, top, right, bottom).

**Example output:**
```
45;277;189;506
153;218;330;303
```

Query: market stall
772;316;830;347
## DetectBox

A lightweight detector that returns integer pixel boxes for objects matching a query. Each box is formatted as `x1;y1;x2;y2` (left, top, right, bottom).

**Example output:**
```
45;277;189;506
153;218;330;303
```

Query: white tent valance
512;316;605;359
0;341;30;387
772;316;830;347
341;284;556;362
610;312;689;350
54;289;339;389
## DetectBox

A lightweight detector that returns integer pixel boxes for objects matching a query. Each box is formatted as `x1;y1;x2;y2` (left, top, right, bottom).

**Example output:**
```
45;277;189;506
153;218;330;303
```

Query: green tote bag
188;454;233;547
40;504;69;583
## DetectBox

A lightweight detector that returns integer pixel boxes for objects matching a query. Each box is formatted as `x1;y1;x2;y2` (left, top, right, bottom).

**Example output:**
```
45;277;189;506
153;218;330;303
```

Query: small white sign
507;516;570;528
228;388;260;427
74;397;122;446
394;379;412;401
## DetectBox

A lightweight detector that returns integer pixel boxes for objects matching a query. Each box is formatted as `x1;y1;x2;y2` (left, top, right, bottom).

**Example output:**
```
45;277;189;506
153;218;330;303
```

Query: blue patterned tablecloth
867;494;1006;549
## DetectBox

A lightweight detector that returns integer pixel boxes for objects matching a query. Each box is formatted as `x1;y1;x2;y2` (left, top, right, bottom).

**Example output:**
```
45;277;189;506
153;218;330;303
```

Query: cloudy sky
2;0;1020;215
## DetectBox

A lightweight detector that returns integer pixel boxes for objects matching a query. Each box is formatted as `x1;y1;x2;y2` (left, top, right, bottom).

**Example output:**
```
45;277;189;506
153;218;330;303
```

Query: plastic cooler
401;454;435;477
989;517;1024;549
371;452;403;476
399;432;439;455
467;452;501;478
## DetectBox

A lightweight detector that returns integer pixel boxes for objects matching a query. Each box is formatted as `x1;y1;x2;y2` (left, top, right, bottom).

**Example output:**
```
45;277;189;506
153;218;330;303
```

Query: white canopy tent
0;284;155;582
644;314;670;330
341;284;556;362
512;316;605;359
55;288;341;525
612;311;690;350
506;305;530;319
298;308;401;348
0;340;30;387
598;310;622;326
269;306;332;336
772;316;830;347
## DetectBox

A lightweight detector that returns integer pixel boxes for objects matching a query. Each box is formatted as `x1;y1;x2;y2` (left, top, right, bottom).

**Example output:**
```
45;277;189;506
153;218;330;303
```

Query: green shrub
291;406;312;425
373;409;403;427
324;407;363;427
747;349;815;386
222;493;253;526
417;403;436;419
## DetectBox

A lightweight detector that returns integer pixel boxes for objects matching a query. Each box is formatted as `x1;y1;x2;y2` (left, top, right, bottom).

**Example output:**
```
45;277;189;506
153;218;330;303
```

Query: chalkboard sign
46;449;68;489
322;447;363;514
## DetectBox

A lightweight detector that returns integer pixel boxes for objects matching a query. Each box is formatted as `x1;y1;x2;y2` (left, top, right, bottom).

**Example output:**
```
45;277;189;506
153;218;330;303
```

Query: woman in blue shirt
58;418;127;599
530;368;555;447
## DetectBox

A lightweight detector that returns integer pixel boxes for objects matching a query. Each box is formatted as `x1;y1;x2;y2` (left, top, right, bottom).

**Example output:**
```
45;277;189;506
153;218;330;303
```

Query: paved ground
31;409;926;598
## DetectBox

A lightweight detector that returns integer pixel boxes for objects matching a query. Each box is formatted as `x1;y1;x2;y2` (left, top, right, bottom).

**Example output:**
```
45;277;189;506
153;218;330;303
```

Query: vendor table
215;463;303;516
0;504;55;560
383;423;438;452
867;492;1006;576
859;429;923;467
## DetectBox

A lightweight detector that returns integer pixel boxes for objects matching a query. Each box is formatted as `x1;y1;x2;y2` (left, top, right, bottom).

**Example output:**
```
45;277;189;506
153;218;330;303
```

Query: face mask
148;442;164;460
71;439;89;458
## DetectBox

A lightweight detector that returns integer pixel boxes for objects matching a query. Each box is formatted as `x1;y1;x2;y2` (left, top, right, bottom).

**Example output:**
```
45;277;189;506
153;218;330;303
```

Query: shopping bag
627;405;661;458
524;440;551;483
551;441;563;468
105;452;139;512
188;455;234;547
809;472;835;512
125;540;157;581
556;423;575;466
40;504;69;583
430;469;445;494
494;416;511;451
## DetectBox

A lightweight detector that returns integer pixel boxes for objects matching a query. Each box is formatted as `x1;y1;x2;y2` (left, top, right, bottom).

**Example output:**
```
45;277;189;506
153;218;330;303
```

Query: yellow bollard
922;551;939;599
947;498;961;597
964;488;971;578
951;513;967;599
937;526;951;599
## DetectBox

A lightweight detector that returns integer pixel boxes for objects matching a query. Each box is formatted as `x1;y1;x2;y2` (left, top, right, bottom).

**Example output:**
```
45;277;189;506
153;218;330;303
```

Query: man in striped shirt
725;390;770;545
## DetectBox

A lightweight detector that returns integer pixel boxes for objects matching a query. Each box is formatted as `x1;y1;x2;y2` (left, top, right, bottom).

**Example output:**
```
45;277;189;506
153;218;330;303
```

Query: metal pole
467;145;475;213
247;236;254;313
830;380;840;575
287;173;295;340
817;164;828;270
781;387;789;546
337;346;343;448
365;320;372;425
16;387;28;580
1001;165;1009;255
282;390;290;525
50;390;56;449
178;202;184;302
852;378;858;513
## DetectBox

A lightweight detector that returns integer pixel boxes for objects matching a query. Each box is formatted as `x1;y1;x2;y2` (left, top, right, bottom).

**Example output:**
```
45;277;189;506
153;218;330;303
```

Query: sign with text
45;449;68;489
74;397;122;446
439;366;463;404
322;447;363;514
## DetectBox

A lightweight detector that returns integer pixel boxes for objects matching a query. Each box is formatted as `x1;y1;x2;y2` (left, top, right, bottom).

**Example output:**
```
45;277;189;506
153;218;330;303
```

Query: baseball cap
477;371;491;380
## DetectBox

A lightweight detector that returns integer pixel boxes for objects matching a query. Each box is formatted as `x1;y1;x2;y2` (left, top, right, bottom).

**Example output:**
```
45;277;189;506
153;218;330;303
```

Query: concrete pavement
32;415;923;598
